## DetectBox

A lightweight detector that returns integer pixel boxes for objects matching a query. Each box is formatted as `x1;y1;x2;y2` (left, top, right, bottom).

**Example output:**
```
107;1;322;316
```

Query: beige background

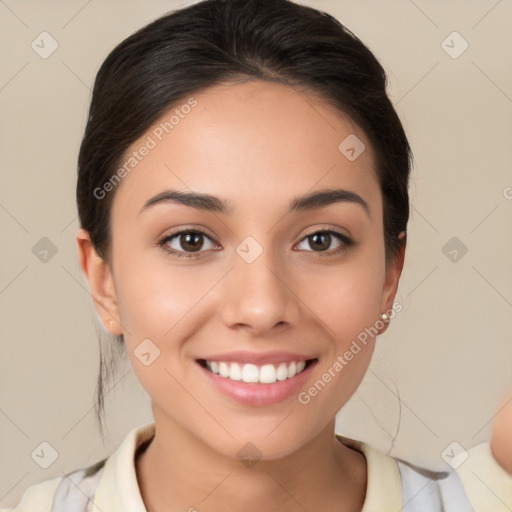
1;0;511;507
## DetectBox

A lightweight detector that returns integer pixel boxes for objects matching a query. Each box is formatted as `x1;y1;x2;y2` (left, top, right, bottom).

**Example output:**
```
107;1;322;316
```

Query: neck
136;408;367;512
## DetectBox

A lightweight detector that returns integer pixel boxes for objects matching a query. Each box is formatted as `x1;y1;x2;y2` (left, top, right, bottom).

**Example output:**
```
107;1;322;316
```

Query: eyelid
299;225;352;242
156;224;217;247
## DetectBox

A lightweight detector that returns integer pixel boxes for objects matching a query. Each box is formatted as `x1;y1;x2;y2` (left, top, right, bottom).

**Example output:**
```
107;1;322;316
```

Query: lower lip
197;360;317;407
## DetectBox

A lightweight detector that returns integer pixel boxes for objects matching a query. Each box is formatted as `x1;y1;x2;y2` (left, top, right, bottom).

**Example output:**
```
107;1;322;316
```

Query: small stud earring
379;313;390;323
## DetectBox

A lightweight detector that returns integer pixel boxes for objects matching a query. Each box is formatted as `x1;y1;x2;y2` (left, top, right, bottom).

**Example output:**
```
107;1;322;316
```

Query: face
80;80;403;460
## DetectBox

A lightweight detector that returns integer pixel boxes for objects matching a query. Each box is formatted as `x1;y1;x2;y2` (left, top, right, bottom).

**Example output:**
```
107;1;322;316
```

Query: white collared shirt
3;422;512;511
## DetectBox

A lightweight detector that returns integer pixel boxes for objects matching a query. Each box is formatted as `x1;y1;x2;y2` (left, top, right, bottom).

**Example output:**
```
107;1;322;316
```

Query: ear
76;228;123;336
378;231;406;335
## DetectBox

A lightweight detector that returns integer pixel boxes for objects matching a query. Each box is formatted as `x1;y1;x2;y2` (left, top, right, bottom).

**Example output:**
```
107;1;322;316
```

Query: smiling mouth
197;358;318;385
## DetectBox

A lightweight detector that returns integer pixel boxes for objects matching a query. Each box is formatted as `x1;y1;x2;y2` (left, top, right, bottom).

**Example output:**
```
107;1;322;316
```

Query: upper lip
197;351;315;365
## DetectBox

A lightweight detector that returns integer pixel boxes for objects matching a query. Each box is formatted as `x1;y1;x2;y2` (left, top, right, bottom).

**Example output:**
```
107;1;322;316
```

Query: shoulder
2;459;106;512
395;456;474;511
396;442;512;512
2;422;155;512
394;442;512;511
456;441;512;512
0;476;63;512
337;434;512;512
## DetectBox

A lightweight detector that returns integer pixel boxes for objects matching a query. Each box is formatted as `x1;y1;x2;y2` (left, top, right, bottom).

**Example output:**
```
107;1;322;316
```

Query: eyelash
157;228;354;259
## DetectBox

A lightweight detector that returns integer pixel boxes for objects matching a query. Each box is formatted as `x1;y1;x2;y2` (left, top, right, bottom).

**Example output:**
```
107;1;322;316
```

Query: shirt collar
93;421;155;511
93;422;402;511
336;434;402;511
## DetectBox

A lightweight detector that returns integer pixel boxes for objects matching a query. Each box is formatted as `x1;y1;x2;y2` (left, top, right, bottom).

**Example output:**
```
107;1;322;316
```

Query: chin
200;422;316;464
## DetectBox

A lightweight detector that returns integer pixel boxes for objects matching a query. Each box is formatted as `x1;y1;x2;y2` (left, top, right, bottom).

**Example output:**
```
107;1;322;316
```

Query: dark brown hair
76;0;412;439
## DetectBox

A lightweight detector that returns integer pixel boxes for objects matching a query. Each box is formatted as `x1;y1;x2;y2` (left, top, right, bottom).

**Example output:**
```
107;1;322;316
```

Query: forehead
111;80;382;221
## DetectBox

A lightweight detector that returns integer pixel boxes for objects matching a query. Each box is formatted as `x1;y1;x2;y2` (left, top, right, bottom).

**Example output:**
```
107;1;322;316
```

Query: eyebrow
139;187;370;218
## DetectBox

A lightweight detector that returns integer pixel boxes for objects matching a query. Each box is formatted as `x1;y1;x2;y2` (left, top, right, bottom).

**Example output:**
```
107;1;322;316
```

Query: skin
490;389;512;474
77;80;406;512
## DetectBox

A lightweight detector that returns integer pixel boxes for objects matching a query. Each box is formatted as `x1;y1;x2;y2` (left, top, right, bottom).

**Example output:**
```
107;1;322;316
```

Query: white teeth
242;363;259;383
276;363;288;381
287;361;297;378
229;362;242;381
259;364;276;383
219;362;230;378
204;359;310;384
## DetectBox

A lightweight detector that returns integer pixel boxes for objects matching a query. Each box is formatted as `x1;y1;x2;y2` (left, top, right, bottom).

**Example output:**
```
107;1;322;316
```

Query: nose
219;246;300;335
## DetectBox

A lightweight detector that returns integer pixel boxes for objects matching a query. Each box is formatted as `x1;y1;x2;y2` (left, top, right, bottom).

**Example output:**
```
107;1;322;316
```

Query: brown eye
158;229;217;258
296;229;353;256
178;232;204;252
308;232;331;251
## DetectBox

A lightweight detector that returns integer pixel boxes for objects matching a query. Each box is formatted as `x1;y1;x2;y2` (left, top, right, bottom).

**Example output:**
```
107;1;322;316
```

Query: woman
4;0;511;510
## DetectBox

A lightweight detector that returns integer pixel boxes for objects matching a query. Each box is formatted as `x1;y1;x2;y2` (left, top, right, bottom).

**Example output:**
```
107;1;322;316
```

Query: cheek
113;246;212;336
305;244;386;345
326;273;383;346
299;241;385;405
297;274;382;422
112;259;199;406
